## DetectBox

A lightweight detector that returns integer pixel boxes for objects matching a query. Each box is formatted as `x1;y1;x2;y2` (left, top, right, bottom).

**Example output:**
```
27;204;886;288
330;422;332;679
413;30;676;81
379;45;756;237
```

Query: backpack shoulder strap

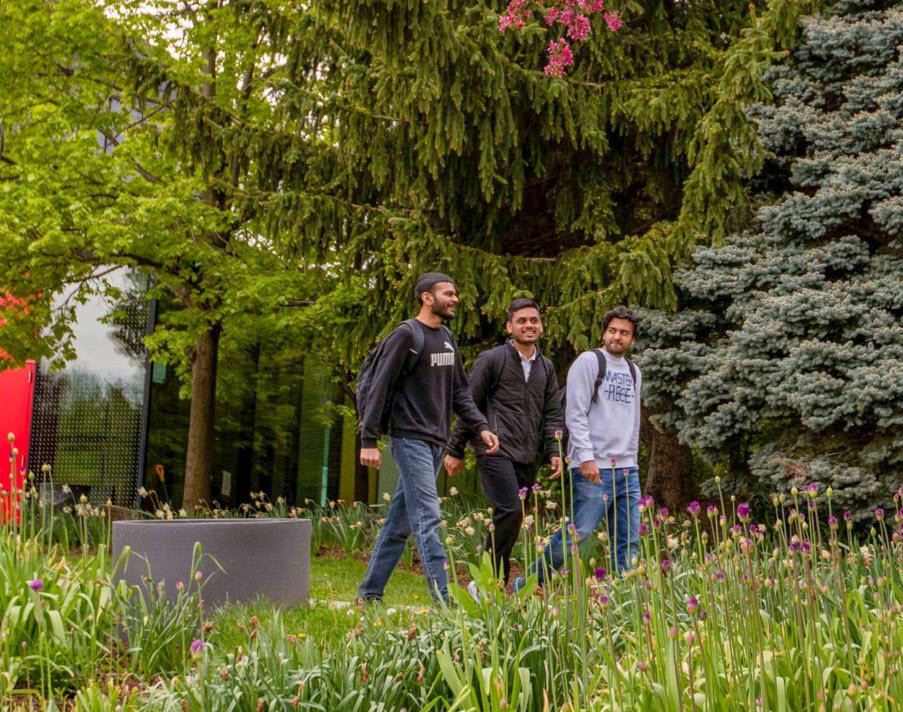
590;349;607;404
626;359;637;386
487;344;508;396
400;319;425;374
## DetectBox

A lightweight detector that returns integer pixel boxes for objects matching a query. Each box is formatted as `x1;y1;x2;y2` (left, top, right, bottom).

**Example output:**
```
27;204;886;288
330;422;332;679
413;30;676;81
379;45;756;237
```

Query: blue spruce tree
639;0;903;518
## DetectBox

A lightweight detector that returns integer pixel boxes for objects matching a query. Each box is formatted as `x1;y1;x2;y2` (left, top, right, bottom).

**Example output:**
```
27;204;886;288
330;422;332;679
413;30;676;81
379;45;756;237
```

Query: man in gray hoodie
516;305;642;589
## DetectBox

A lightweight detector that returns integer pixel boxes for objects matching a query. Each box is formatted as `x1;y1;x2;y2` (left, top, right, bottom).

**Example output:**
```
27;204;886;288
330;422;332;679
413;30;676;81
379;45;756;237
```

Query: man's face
425;281;459;320
603;317;635;356
506;307;542;346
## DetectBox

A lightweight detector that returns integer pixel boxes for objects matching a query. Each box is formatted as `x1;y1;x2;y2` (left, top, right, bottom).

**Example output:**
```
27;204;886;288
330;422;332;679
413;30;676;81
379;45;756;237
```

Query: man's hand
549;456;563;480
443;454;464;477
579;460;600;484
360;447;381;469
480;430;500;454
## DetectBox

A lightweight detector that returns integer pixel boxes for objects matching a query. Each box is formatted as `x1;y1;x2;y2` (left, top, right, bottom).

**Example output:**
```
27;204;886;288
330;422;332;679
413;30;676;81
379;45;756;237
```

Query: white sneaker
466;580;481;604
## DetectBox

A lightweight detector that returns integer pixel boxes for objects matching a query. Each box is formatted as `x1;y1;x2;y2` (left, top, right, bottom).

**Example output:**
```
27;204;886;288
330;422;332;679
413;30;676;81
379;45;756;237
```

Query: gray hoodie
566;349;642;469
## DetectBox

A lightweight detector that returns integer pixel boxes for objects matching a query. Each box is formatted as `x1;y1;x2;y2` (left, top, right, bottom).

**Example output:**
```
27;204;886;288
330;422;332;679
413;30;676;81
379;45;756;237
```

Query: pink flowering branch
498;0;623;77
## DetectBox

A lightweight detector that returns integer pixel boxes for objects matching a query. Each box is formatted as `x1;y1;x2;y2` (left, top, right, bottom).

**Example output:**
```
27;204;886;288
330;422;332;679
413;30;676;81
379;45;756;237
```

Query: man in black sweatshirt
444;298;563;594
357;272;499;603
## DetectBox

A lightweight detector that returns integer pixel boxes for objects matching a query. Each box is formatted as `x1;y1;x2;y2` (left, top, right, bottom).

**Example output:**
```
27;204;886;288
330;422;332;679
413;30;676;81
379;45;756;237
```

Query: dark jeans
477;455;537;583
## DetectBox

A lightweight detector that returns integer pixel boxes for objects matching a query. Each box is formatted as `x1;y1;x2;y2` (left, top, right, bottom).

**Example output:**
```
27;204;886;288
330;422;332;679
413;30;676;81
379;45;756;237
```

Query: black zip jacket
360;320;489;449
446;341;564;464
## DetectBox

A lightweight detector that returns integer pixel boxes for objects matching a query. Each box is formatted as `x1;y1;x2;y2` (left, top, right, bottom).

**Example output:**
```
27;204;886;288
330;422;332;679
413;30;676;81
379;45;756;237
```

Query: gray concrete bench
113;518;311;608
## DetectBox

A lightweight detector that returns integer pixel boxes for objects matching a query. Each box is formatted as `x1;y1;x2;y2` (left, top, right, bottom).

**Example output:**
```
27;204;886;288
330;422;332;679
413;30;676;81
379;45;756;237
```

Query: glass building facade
29;270;151;506
20;269;369;509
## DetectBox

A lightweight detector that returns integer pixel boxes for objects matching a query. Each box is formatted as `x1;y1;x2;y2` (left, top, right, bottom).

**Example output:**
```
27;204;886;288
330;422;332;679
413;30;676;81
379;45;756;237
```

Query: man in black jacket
444;298;563;592
357;272;499;603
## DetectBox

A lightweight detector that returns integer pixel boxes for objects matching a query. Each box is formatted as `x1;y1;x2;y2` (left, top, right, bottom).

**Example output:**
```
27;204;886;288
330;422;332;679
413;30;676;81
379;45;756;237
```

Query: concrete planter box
113;518;311;608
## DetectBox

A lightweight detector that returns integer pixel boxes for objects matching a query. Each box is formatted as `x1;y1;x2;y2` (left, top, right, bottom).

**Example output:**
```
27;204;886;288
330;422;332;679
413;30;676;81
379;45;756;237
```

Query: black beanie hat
414;272;454;303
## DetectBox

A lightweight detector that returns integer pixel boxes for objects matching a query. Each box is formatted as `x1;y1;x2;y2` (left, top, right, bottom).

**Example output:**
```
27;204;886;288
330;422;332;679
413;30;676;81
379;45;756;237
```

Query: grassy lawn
308;551;428;606
208;553;432;653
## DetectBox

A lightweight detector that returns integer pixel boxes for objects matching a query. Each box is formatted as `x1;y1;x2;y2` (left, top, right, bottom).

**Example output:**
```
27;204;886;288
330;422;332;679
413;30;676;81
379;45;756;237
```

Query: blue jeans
533;467;641;582
358;438;447;601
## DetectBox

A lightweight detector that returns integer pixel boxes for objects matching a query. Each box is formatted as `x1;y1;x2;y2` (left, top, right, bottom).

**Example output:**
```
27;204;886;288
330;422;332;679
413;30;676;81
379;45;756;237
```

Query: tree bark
182;323;221;509
644;416;695;511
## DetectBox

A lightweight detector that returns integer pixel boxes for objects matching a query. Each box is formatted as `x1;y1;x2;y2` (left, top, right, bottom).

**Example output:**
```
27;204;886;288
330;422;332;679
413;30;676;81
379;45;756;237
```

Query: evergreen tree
638;0;903;517
299;0;819;364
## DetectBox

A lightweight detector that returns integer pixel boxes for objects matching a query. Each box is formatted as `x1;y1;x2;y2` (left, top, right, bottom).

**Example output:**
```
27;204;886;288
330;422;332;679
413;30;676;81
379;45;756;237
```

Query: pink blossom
604;10;622;31
567;15;591;41
544;38;574;78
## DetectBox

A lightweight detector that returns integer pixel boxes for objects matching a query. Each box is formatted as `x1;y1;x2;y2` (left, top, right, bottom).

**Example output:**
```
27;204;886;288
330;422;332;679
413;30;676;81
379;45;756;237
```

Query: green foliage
638;0;903;514
295;0;821;368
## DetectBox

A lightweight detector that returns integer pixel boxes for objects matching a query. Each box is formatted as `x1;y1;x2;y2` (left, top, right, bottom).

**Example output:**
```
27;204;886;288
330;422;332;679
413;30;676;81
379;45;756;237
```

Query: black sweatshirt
359;320;490;449
446;341;564;464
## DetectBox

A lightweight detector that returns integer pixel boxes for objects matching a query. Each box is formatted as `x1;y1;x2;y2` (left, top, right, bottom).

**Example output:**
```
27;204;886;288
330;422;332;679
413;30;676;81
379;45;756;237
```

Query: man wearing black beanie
357;272;499;603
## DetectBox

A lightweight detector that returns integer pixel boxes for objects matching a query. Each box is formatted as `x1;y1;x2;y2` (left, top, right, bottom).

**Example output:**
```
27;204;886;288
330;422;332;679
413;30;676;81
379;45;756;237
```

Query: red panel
0;361;35;520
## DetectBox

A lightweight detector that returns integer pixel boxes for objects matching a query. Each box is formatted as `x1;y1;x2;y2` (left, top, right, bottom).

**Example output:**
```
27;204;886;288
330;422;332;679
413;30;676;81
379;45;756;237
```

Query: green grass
207;553;431;655
308;551;429;606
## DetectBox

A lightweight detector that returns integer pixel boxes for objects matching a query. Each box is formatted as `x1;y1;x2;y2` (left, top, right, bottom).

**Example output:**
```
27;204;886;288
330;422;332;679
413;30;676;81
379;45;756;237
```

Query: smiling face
602;317;635;357
424;281;459;320
506;306;543;346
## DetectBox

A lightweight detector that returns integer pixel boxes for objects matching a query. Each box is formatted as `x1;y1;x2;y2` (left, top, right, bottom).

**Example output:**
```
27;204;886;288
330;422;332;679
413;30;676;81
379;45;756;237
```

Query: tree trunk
182;323;221;509
645;418;695;511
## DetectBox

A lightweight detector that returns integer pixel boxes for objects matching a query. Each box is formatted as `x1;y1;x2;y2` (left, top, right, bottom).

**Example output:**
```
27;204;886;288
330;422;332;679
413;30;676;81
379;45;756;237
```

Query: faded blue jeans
358;437;447;601
532;467;641;583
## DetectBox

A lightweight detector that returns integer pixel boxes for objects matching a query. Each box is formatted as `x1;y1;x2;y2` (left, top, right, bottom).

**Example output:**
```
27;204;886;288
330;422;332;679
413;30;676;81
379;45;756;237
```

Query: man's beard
433;303;455;320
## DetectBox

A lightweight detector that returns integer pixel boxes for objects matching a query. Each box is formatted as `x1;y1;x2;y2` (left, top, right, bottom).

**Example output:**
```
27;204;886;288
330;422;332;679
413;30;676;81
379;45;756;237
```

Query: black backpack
559;349;637;447
355;319;451;434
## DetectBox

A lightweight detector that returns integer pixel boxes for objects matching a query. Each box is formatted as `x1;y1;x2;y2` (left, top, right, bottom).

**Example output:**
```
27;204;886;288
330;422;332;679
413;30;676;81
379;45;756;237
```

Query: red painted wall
0;361;35;519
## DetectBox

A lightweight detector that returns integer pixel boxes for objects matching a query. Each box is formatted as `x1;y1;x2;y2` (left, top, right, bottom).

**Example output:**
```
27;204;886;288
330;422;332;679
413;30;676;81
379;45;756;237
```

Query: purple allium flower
801;540;811;553
660;559;671;573
652;517;662;529
554;429;563;441
715;571;725;582
190;639;204;659
642;608;651;624
686;596;699;614
658;508;669;519
737;503;751;521
597;594;610;607
687;501;701;517
804;483;819;494
828;515;838;530
594;566;607;581
875;508;885;520
638;523;649;537
636;661;648;672
808;500;816;511
518;487;528;500
707;505;718;518
643;494;656;509
790;540;801;552
28;579;43;592
699;609;708;621
843;511;852;522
